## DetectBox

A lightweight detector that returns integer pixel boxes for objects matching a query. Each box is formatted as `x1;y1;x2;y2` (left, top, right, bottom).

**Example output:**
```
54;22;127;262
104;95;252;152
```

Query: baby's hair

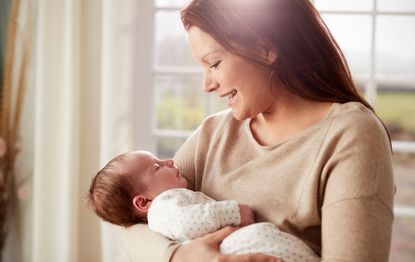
87;152;147;227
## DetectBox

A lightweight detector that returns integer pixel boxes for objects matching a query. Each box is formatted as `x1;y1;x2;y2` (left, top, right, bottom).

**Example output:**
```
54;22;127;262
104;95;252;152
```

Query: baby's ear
132;194;151;213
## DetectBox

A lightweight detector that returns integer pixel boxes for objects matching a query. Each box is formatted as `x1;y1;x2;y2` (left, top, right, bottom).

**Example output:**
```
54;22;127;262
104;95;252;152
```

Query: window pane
156;0;188;8
155;75;204;131
376;16;415;143
156;136;187;159
154;11;198;67
390;153;415;261
376;16;415;84
376;90;415;142
378;0;415;12
391;216;415;261
393;153;415;207
322;15;371;77
314;0;373;11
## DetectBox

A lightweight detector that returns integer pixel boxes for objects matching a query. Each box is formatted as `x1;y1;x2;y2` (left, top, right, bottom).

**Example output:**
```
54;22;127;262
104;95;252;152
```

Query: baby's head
87;150;187;227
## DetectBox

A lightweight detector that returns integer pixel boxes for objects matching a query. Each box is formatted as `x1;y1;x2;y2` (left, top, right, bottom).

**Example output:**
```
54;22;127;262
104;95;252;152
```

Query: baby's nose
165;159;174;167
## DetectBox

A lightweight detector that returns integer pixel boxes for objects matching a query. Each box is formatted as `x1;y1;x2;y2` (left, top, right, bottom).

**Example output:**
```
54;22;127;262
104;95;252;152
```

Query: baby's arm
148;189;253;241
238;204;254;226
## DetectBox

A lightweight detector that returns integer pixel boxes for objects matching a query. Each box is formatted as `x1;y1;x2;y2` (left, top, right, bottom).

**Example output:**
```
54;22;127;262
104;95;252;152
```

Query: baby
87;151;320;262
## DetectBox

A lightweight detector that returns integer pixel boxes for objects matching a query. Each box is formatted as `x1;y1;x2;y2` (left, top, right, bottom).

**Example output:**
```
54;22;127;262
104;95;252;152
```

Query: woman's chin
231;110;240;120
231;110;248;121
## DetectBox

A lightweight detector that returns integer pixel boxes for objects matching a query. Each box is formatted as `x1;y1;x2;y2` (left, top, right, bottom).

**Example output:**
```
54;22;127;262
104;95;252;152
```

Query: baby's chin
181;178;188;188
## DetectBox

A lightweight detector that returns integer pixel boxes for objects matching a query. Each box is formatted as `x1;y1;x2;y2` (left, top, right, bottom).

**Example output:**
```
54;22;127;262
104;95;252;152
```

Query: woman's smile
188;26;276;121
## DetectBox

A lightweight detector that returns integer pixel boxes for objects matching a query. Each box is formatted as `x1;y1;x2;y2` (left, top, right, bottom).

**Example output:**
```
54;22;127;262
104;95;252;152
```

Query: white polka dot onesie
148;188;320;262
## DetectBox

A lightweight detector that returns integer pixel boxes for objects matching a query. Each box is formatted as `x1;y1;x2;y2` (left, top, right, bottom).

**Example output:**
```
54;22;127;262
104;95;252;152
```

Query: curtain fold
99;0;139;261
31;0;138;261
32;0;83;261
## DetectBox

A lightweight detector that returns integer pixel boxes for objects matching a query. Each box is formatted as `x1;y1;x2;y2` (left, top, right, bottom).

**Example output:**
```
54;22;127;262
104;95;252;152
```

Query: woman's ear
257;41;277;64
266;49;277;64
132;194;152;213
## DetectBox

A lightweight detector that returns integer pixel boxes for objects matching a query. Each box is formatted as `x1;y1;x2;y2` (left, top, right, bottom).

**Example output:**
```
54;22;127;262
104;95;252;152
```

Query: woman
123;0;394;261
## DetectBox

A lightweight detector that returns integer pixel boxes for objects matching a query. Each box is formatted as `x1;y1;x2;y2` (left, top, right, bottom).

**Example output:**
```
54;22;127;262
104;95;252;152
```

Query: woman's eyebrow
201;50;222;62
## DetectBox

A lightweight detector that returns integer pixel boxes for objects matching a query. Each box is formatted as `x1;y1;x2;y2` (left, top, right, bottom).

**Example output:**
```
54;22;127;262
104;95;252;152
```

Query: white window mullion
155;6;182;12
392;141;415;154
319;10;415;16
394;206;415;218
154;129;193;138
366;0;378;106
154;66;203;75
135;1;156;152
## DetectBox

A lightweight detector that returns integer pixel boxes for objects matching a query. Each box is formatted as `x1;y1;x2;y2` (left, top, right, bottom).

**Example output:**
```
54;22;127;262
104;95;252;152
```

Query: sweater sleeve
320;110;394;261
173;126;201;190
148;189;241;242
122;224;180;262
173;111;232;192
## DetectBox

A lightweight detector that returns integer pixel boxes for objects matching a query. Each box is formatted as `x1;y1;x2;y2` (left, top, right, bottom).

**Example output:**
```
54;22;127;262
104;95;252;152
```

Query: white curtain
30;0;139;261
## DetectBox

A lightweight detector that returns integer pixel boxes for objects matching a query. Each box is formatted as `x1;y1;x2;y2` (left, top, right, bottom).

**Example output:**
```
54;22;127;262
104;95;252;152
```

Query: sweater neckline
243;102;339;150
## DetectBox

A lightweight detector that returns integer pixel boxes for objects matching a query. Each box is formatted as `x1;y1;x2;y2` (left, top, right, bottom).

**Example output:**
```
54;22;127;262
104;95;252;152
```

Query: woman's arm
123;223;280;262
321;112;394;261
322;197;393;261
122;224;180;261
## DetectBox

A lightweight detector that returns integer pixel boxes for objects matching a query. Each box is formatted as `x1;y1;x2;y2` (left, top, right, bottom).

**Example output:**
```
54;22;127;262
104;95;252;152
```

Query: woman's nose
203;71;219;93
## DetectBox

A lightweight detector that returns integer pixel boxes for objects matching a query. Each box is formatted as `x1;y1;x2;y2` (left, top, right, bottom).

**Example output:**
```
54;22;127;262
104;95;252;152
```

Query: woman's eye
155;164;160;171
210;61;221;69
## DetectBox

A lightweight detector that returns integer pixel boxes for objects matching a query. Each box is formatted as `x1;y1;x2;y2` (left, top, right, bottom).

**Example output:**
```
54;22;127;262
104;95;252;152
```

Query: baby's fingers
224;253;284;262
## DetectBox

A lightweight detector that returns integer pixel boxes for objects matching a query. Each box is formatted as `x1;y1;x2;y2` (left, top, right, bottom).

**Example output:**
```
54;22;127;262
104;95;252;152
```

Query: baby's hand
238;204;254;226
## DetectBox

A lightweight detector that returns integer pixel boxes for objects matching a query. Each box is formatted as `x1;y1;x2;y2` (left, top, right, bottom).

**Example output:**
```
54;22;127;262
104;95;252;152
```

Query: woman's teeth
226;90;237;102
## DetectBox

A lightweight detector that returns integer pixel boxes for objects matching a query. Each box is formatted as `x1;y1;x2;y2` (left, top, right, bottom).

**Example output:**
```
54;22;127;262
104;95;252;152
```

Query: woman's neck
250;94;333;146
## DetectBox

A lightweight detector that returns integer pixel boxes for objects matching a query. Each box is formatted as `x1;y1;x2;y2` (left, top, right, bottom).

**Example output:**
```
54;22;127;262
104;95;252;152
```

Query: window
135;1;415;260
135;0;226;158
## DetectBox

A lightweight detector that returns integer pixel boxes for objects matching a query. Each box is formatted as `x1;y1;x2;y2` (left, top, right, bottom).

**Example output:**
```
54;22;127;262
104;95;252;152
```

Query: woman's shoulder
329;102;387;135
324;102;391;150
330;101;375;120
199;109;241;133
176;109;241;158
202;109;234;124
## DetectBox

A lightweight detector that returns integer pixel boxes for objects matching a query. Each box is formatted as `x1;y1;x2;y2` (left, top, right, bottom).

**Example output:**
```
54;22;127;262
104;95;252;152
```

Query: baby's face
126;151;187;199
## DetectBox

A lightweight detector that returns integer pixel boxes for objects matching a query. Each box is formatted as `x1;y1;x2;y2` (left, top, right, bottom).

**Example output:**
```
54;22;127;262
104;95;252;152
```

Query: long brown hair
181;0;372;109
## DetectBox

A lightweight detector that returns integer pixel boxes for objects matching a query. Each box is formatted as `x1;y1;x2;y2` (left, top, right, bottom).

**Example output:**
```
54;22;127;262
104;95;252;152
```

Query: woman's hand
171;226;283;262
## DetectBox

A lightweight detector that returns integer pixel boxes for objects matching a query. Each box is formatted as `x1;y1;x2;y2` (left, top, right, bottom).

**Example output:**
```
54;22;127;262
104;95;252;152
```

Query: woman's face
188;26;277;121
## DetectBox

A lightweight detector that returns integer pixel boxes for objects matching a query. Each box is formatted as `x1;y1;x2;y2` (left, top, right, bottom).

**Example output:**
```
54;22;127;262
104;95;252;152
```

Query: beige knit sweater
122;102;394;262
